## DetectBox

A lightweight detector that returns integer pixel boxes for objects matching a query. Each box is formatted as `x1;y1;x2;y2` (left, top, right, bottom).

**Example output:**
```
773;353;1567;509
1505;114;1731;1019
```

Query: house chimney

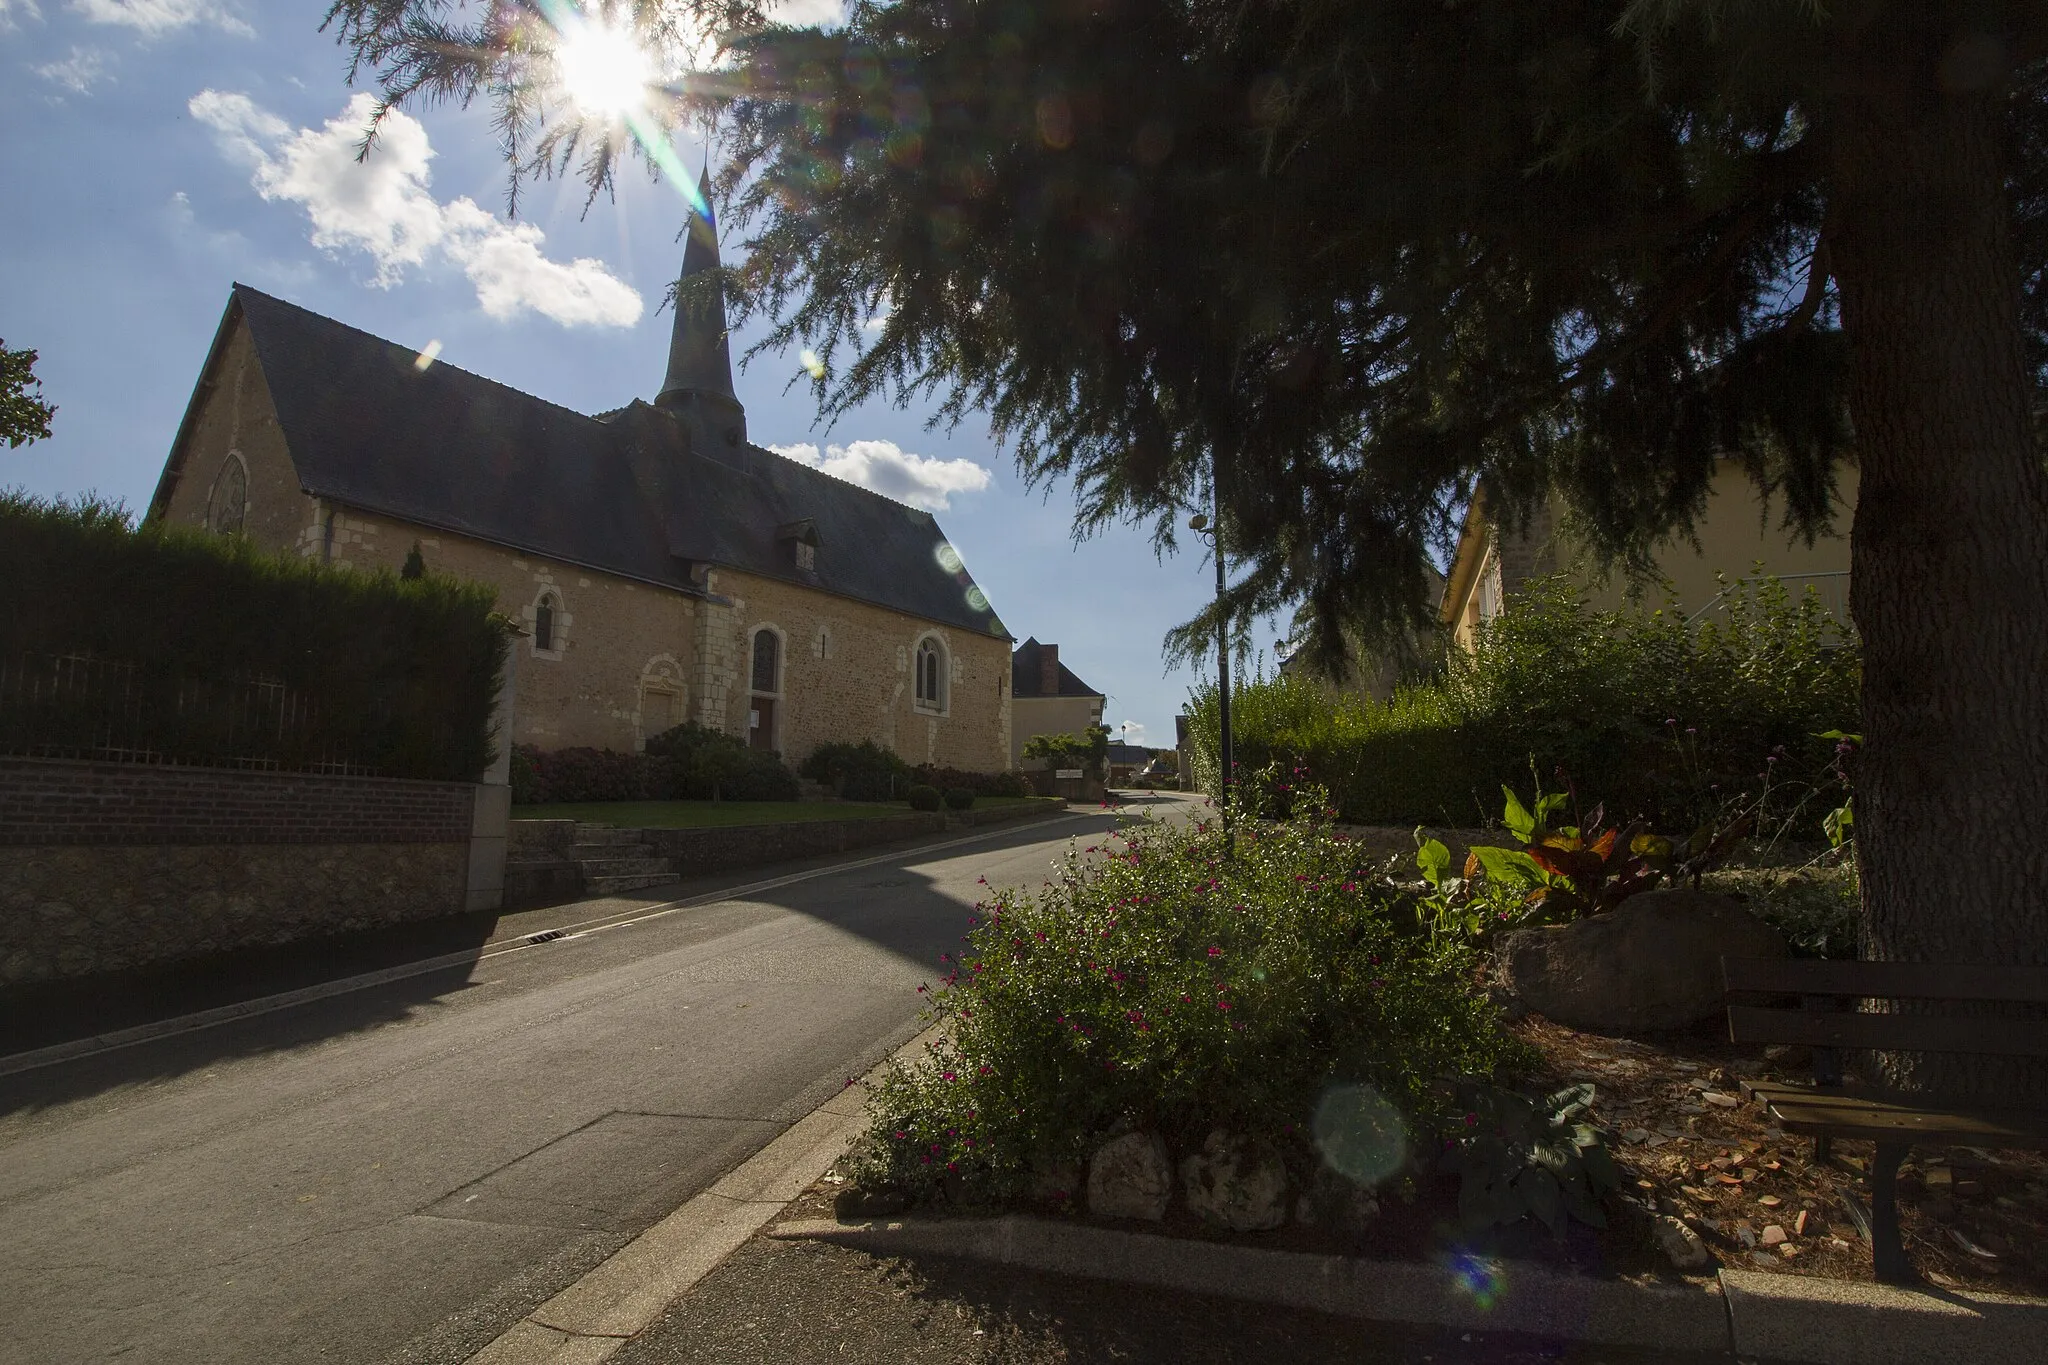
1039;643;1060;696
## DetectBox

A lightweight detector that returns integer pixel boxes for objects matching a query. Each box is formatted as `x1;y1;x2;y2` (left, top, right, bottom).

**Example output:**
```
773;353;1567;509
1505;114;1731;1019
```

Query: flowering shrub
853;799;1528;1204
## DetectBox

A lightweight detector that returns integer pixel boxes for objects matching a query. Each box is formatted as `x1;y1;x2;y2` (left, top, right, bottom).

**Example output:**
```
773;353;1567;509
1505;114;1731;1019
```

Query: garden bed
512;796;1053;828
840;1012;2048;1297
1518;1015;2048;1295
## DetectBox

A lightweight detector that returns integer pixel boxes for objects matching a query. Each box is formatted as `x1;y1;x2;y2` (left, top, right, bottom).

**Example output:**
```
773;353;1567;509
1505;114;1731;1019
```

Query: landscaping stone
1493;888;1789;1032
1291;1165;1381;1233
1654;1214;1714;1271
1181;1131;1289;1232
1086;1132;1173;1221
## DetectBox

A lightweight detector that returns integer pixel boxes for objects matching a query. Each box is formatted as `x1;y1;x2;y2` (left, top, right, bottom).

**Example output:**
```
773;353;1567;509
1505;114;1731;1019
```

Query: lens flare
800;348;826;379
934;542;964;574
1312;1083;1408;1188
1445;1249;1504;1310
965;585;989;612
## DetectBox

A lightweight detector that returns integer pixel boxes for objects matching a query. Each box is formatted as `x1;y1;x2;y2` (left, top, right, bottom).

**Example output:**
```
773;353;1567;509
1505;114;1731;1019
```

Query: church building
145;197;1014;773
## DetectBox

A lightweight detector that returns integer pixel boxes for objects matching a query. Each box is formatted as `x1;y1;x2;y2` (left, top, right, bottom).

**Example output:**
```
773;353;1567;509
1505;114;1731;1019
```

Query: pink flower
942;1071;958;1082
1207;946;1222;958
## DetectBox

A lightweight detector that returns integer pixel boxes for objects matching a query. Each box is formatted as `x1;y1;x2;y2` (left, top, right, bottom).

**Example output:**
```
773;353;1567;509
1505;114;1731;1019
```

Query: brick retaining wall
0;756;479;988
0;756;474;846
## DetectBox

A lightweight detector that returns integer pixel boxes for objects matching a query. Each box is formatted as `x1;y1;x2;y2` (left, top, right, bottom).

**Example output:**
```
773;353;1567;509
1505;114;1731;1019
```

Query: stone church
146;199;1014;773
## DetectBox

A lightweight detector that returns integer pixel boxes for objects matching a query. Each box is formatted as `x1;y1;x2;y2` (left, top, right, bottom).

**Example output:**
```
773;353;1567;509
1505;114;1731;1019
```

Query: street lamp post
1189;480;1234;832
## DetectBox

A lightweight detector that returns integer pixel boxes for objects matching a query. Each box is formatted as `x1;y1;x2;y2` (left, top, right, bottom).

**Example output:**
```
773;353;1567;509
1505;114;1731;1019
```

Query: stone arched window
209;452;248;535
748;626;784;750
914;635;948;715
526;587;570;660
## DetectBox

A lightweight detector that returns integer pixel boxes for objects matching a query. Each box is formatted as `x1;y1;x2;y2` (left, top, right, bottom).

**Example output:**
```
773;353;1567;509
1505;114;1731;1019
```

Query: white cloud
34;44;111;93
766;439;993;512
0;0;44;31
72;0;250;36
188;90;642;328
1112;721;1151;746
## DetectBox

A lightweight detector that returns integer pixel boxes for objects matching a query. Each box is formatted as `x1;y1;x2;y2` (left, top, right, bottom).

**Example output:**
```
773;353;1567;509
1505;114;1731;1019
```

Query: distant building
1440;465;1858;650
148;175;1013;772
1009;639;1104;769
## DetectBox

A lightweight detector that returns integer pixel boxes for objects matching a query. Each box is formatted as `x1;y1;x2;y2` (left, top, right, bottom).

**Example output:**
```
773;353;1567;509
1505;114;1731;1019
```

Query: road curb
462;1022;946;1365
767;1214;2048;1363
766;1215;1729;1353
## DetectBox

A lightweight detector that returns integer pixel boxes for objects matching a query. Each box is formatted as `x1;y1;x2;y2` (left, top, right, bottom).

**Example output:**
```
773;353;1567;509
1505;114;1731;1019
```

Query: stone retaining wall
0;757;479;988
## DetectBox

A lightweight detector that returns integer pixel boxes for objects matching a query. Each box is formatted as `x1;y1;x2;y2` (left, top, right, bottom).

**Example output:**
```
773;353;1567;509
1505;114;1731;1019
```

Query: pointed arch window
209;454;248;535
914;636;948;714
535;593;558;651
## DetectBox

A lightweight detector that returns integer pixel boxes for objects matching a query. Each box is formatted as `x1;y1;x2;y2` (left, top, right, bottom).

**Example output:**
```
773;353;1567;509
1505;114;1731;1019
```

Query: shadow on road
0;806;1148;1119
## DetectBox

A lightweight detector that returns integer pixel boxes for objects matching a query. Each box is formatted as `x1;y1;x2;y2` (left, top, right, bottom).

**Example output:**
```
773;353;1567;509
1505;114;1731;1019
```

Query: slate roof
1011;637;1103;699
159;286;1007;638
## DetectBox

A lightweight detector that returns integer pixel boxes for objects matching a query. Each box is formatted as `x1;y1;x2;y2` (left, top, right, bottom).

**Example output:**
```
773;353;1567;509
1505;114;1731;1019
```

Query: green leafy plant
1439;1081;1625;1236
943;787;976;810
1455;785;1666;925
1022;724;1111;780
851;803;1528;1205
803;738;907;801
906;783;943;811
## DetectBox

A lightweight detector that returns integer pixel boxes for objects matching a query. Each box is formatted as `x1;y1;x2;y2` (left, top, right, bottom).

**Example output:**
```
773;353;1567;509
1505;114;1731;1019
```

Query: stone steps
567;824;674;896
576;856;671;878
569;841;656;860
585;872;679;896
572;824;649;845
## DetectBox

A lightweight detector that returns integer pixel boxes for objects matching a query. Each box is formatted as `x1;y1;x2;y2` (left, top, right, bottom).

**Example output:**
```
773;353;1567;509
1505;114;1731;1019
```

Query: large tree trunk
1829;21;2048;1102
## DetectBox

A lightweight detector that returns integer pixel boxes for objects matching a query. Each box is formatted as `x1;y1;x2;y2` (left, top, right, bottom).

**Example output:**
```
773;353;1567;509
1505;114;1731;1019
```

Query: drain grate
527;930;566;945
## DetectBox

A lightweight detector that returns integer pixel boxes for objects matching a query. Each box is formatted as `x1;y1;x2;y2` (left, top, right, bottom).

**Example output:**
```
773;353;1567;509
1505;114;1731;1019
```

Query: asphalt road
0;797;1192;1365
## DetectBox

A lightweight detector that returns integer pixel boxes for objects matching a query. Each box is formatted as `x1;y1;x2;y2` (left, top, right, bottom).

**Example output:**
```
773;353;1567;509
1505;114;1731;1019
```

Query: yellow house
1440;462;1859;648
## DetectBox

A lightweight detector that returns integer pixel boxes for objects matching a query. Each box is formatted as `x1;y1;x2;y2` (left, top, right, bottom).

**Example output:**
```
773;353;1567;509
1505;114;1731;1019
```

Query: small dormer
776;518;821;572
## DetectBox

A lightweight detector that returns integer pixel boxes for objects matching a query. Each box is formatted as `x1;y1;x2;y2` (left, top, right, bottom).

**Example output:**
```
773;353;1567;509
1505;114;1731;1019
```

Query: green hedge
0;492;508;781
1187;575;1860;831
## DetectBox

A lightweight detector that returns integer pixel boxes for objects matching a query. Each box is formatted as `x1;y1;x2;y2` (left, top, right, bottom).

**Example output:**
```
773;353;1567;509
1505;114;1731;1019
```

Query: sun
552;17;656;120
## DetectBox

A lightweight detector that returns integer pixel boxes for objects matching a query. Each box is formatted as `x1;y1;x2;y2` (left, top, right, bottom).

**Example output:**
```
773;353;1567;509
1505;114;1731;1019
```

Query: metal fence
0;651;381;775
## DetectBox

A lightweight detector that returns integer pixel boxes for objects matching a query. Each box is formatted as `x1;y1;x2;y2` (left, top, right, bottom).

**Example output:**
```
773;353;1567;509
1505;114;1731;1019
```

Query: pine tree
322;0;2048;1098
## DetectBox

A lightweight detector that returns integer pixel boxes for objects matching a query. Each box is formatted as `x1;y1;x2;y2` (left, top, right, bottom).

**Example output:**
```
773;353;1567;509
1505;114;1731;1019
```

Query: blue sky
0;0;1286;752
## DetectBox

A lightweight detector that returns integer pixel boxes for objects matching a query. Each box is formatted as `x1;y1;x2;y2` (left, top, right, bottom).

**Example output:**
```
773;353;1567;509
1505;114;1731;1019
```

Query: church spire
655;164;746;449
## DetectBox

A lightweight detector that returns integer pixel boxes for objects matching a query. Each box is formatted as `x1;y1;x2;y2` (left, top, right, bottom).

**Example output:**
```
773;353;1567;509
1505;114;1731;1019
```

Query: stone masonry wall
710;567;1013;772
0;758;474;988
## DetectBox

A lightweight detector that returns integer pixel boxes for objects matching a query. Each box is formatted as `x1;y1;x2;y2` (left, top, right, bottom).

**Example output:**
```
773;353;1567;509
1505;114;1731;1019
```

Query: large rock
1494;888;1788;1032
1292;1165;1381;1234
1086;1132;1173;1221
1181;1130;1289;1231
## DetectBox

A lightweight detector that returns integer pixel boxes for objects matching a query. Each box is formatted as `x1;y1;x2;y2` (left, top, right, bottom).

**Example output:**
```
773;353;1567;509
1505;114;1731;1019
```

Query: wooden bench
1720;957;2048;1283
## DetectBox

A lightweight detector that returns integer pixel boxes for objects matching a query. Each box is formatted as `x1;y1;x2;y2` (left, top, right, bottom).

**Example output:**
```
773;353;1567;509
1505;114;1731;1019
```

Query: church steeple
655;166;746;450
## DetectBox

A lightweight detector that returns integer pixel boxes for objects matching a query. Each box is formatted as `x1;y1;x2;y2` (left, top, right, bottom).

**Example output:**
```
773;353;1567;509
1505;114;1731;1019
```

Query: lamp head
1187;512;1209;532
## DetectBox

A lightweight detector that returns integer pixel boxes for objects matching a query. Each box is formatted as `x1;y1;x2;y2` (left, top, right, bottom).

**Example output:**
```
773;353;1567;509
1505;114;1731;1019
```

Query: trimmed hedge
1188;574;1860;831
510;731;798;805
905;783;943;811
0;492;508;782
800;741;1029;801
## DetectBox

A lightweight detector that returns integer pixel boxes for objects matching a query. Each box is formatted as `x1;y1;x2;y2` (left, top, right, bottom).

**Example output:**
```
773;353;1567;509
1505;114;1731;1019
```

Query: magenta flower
1207;946;1222;958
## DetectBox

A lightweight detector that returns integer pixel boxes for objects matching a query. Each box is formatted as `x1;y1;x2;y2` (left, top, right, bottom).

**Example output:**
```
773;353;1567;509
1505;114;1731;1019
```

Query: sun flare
553;18;656;120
